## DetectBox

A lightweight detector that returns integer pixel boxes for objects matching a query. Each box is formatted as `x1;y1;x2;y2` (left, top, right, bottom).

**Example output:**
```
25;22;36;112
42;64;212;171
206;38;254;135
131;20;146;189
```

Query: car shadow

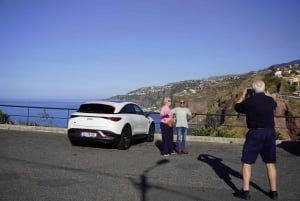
70;136;150;149
277;141;300;156
70;141;116;149
197;154;268;196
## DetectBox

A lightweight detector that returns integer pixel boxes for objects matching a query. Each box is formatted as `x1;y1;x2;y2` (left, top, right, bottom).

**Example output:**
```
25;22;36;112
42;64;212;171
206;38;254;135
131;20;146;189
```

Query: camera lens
246;89;255;98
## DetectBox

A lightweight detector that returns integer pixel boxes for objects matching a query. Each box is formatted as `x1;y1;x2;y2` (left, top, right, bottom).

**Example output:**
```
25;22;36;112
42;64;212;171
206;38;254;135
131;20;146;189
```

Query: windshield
77;104;115;114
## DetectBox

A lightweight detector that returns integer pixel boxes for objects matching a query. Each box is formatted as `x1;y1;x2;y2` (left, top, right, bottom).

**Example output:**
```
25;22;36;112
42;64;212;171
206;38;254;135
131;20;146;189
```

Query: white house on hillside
274;71;282;77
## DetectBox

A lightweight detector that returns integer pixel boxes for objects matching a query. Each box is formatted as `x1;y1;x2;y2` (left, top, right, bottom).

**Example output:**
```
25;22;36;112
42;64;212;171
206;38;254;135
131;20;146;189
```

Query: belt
250;128;272;130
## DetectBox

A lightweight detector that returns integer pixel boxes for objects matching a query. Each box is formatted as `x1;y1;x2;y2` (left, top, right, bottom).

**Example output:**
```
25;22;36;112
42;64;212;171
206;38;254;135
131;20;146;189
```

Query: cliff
110;63;300;140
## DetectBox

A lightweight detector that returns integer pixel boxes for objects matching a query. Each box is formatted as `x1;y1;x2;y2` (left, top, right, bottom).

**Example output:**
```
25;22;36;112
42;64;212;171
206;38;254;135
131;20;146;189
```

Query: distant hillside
110;74;244;112
110;59;300;140
110;59;300;112
271;59;300;67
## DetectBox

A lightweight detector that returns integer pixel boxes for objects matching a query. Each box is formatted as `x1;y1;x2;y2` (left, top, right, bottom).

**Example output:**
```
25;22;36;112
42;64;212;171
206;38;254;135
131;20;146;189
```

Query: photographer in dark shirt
234;80;278;200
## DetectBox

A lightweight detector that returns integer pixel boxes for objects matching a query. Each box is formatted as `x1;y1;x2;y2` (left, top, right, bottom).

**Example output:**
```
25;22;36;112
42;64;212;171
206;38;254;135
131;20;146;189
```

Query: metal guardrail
0;104;163;129
0;104;77;127
0;104;299;134
191;112;300;130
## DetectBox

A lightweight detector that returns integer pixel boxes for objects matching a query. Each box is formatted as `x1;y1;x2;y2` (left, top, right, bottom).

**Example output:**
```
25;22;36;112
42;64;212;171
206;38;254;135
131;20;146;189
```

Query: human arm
234;88;249;114
160;105;172;117
235;88;248;104
187;109;196;121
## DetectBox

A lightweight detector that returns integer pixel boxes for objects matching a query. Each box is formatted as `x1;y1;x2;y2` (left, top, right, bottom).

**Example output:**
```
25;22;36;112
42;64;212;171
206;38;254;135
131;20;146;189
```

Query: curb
0;124;67;134
0;124;284;144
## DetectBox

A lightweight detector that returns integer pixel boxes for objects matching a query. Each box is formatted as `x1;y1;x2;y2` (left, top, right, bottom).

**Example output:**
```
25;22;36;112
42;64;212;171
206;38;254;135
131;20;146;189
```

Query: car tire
116;126;132;150
146;123;155;142
70;139;81;146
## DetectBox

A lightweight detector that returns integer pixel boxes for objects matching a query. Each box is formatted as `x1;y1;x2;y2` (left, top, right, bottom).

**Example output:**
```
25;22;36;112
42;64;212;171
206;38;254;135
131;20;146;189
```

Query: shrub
215;128;236;138
192;126;242;138
38;109;53;127
192;126;215;136
276;130;283;140
0;110;9;124
17;120;39;126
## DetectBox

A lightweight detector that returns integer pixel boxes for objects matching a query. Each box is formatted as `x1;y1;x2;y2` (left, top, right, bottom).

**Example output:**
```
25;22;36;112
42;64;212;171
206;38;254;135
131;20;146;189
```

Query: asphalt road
0;129;299;201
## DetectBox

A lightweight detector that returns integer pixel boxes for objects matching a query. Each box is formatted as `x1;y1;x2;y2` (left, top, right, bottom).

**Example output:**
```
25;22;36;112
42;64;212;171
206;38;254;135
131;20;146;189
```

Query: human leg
241;131;259;189
181;127;188;151
176;127;183;152
167;126;174;154
242;163;252;191
261;129;277;199
234;163;252;200
160;123;169;155
235;131;258;200
266;163;277;191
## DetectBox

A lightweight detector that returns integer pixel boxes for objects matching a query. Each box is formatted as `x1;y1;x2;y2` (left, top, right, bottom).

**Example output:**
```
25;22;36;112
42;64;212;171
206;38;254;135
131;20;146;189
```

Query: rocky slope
111;63;300;140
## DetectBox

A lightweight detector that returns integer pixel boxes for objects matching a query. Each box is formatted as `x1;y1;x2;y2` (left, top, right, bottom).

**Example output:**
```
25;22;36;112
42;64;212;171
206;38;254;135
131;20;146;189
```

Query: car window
133;104;144;115
78;104;115;114
119;104;136;114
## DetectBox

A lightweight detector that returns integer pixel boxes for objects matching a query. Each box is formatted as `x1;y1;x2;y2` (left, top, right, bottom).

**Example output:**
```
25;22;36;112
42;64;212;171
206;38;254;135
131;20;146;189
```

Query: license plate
81;132;97;138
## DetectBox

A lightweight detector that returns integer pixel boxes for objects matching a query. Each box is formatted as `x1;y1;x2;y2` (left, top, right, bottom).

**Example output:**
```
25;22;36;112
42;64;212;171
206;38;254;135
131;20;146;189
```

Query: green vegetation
0;110;10;124
192;126;236;138
264;74;281;93
38;109;53;127
0;108;54;127
276;130;283;140
192;125;292;139
17;120;39;126
192;126;214;136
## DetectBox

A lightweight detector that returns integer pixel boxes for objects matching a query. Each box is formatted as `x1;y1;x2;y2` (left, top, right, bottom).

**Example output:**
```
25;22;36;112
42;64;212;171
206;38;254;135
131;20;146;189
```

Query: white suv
67;100;155;150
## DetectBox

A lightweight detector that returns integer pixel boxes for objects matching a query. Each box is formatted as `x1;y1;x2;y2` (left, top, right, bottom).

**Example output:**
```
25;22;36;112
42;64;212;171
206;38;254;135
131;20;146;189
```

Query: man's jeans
176;127;188;151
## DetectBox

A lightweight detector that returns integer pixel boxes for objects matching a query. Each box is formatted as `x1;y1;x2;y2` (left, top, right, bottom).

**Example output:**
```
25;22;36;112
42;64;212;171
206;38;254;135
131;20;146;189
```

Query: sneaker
170;152;176;155
163;154;169;156
269;191;278;200
181;150;189;154
234;189;251;200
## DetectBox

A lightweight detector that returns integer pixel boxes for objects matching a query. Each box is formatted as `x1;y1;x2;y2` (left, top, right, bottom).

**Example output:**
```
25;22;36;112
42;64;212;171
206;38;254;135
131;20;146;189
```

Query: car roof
81;100;137;113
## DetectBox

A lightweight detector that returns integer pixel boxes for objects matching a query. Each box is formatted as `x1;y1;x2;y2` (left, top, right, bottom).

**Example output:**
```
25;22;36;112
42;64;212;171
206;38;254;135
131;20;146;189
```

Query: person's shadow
277;141;300;156
198;154;268;196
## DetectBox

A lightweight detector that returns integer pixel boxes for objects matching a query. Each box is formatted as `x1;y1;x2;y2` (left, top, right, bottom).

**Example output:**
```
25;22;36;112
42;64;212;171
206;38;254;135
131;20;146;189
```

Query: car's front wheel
116;126;132;150
146;123;155;142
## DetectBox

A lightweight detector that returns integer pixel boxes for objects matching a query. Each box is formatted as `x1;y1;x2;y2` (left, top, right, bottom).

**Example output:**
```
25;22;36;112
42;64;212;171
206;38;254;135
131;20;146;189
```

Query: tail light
69;115;121;122
103;117;122;121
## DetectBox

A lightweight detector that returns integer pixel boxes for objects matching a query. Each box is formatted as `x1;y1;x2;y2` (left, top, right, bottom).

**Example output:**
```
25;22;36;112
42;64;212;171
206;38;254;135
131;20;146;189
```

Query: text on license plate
81;132;97;137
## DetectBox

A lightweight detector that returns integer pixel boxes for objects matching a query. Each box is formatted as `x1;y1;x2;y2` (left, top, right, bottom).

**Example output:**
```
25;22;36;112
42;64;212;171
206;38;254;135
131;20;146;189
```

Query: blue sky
1;0;300;100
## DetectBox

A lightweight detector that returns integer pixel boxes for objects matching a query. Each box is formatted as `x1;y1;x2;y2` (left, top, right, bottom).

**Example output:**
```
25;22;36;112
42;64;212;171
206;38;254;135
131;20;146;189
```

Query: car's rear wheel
69;139;81;146
116;126;132;150
146;124;155;142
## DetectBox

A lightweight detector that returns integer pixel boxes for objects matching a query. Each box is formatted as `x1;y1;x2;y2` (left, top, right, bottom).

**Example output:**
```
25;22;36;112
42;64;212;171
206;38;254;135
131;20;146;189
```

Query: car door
132;104;148;134
119;104;142;134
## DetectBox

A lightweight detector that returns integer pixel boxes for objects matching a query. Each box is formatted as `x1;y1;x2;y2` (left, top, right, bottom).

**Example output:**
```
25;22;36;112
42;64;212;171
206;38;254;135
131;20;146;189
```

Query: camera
245;88;255;98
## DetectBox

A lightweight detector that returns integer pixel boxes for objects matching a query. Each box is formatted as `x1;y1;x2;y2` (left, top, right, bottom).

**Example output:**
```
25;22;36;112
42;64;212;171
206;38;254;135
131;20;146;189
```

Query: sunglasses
180;102;185;104
168;100;172;102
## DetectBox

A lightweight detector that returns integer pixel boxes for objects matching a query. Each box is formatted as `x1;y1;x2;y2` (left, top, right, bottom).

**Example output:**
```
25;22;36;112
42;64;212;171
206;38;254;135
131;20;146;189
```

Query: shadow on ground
69;137;149;149
198;154;269;197
277;141;300;156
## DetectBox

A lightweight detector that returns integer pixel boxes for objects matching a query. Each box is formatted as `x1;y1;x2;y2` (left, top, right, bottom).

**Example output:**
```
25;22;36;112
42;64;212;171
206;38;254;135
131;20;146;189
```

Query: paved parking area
0;129;299;201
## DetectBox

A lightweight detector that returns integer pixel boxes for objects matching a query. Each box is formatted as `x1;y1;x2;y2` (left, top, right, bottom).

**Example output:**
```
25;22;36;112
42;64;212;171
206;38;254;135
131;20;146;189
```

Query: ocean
0;99;161;131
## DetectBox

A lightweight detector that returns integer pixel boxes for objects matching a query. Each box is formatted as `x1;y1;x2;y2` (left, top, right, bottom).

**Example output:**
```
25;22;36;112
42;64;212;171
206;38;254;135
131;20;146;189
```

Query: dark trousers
160;122;174;154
